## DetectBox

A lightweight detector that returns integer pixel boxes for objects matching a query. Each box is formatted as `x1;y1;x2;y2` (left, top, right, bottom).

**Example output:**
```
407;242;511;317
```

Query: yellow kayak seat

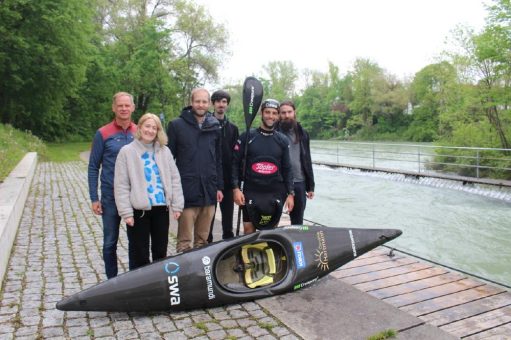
241;242;277;289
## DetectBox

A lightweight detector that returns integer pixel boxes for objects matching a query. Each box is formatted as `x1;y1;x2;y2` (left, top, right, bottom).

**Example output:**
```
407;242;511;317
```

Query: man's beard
280;119;297;132
193;110;206;117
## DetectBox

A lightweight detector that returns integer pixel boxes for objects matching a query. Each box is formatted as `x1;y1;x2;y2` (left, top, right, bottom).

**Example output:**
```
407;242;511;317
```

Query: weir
313;162;511;202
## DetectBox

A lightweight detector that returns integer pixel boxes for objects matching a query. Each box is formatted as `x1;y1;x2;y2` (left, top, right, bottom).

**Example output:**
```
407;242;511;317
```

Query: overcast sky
195;0;489;85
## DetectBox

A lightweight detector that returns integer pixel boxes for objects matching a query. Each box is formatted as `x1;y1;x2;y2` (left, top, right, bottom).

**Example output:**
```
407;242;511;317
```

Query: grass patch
46;142;90;162
367;329;397;340
0;124;47;181
258;321;275;331
194;322;208;332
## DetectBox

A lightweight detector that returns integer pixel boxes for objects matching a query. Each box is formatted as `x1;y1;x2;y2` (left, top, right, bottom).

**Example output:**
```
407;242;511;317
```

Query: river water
304;142;511;286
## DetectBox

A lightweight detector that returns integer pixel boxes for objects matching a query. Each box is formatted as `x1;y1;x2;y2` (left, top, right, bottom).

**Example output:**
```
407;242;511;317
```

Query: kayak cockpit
216;241;288;292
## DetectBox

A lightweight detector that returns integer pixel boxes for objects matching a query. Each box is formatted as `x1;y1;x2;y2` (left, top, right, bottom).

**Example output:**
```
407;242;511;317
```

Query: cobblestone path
0;162;301;339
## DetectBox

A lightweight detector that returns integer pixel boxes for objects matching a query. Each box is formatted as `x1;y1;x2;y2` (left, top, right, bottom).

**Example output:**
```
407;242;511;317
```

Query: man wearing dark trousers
88;92;137;279
208;90;239;242
277;100;315;225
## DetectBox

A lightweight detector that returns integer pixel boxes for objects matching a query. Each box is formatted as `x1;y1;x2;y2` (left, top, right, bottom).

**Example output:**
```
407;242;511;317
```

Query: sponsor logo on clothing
259;215;272;225
293;242;306;269
252;162;278;175
202;256;215;300
349;230;357;257
164;261;181;306
293;277;318;291
315;230;329;271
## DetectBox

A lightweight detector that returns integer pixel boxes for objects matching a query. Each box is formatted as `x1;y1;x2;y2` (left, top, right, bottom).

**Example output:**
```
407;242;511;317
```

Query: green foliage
263;60;299;99
0;124;47;181
0;0;94;141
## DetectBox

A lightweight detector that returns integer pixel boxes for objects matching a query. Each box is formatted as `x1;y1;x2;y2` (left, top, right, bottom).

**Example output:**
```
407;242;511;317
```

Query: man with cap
232;99;294;234
207;90;239;242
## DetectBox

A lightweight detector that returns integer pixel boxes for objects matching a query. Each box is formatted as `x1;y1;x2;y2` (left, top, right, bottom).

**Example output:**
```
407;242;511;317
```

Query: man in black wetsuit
232;99;295;234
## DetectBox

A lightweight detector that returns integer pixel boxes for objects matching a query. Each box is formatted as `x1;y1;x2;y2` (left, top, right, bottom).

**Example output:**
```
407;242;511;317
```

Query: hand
125;217;134;227
233;188;245;206
217;190;224;203
306;191;315;199
173;211;181;220
285;194;294;213
91;201;102;215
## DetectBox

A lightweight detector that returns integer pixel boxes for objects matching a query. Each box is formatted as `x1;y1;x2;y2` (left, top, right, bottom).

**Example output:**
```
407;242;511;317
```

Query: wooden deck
330;248;511;339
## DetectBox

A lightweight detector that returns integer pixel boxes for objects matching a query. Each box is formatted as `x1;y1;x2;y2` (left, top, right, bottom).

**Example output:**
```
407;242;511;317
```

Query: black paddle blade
242;76;264;129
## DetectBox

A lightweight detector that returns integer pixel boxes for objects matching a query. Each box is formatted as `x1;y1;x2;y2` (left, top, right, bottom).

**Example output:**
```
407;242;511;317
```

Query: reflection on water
305;166;511;286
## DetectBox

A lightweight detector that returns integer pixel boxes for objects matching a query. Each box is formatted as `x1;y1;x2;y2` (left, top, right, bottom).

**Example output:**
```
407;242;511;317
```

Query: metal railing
311;141;511;180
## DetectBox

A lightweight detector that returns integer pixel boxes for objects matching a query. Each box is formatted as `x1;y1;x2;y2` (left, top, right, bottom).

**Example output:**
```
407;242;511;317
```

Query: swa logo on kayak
164;261;181;306
293;242;306;269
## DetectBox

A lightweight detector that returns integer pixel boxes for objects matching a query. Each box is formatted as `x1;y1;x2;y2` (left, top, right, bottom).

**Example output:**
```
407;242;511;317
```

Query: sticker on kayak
284;225;309;231
164;261;181;306
252;162;278;175
293;277;318;291
293;242;306;269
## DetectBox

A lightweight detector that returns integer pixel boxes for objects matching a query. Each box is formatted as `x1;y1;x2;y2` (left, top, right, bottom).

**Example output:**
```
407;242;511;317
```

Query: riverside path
0;161;302;339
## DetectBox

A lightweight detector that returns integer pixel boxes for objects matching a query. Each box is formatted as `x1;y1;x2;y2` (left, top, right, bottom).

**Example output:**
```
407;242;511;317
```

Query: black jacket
277;122;315;192
218;117;239;190
167;107;223;208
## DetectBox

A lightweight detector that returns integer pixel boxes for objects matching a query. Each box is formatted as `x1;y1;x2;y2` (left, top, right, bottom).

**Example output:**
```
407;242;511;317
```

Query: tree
349;58;383;130
445;23;511;148
0;0;94;140
408;61;459;141
262;61;299;100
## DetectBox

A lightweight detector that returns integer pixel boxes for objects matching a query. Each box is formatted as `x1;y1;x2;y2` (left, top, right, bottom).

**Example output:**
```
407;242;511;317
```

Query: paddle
236;76;264;236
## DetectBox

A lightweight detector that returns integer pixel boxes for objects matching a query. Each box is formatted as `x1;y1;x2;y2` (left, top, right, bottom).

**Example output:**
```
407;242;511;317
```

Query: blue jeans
101;199;121;279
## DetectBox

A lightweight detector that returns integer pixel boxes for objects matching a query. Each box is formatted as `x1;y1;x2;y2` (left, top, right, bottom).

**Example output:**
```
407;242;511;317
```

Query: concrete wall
0;152;37;290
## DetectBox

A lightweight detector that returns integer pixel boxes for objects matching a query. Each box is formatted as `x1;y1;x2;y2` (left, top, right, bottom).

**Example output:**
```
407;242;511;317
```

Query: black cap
261;99;280;110
211;90;231;104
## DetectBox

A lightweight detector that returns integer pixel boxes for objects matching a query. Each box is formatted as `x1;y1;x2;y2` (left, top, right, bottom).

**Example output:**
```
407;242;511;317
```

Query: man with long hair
277;100;315;225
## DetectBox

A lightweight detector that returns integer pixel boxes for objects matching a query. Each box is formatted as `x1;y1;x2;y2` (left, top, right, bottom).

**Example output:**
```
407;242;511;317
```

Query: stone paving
0;162;302;339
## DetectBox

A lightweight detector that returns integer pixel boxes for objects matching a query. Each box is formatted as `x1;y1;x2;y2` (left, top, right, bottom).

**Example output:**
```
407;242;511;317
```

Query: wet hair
136;113;168;146
211;90;231;104
112;92;134;105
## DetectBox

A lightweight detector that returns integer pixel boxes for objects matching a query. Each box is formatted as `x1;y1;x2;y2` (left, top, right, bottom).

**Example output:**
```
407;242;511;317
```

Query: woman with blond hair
115;113;184;270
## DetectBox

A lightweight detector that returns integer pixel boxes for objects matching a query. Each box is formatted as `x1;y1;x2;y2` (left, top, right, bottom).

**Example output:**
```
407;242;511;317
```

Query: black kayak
57;225;401;312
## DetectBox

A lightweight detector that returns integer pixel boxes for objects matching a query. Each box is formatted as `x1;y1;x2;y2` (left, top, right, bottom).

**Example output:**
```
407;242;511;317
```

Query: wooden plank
340;253;405;269
383;278;484;308
402;284;505;317
369;272;465;299
463;322;511;339
354;266;449;292
334;256;417;279
440;305;511;338
419;292;511;326
335;262;433;285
